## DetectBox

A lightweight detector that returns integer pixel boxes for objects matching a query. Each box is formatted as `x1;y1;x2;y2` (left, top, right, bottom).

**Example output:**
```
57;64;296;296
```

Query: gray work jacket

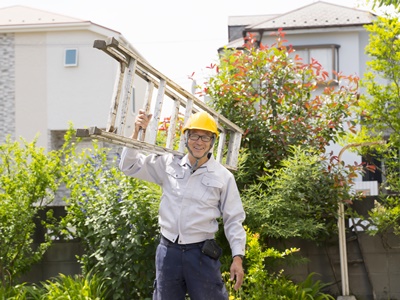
119;147;246;257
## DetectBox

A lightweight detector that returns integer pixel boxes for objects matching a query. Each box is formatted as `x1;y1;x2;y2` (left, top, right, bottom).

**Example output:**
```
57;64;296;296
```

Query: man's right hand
131;109;152;139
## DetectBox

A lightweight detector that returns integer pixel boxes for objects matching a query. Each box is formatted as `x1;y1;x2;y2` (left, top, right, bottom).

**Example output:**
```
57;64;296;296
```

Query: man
119;109;246;299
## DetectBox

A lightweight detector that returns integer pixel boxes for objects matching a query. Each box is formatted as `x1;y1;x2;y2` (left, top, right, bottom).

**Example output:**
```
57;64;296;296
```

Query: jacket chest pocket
165;165;185;196
195;176;223;205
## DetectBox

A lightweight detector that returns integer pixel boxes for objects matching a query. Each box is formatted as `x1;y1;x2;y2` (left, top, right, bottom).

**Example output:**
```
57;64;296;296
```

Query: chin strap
186;144;207;173
191;158;200;173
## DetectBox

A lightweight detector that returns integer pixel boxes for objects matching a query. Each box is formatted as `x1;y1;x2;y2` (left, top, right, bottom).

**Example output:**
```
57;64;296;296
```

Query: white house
225;3;399;299
0;5;147;150
226;1;378;185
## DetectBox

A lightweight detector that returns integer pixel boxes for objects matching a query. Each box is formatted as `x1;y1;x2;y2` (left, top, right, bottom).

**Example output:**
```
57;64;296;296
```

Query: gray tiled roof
247;1;376;31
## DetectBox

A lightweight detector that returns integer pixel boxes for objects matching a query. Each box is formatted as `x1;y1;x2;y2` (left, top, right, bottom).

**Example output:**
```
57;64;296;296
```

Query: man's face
187;129;214;159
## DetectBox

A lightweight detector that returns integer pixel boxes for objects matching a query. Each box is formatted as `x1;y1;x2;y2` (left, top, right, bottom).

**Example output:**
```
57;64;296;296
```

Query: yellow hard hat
182;111;219;137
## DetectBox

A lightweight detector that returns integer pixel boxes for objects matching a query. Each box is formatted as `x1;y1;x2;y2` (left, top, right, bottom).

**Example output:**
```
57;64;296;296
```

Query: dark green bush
0;272;108;300
224;227;334;300
0;137;62;288
62;138;161;300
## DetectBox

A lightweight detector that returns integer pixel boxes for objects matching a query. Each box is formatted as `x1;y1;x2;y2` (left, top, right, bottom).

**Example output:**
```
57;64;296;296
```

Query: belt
160;235;205;249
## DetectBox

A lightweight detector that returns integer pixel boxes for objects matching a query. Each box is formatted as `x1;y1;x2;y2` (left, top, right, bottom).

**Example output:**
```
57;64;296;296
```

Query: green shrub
0;137;62;288
0;273;108;300
0;283;31;300
35;273;108;300
242;146;361;242
62;138;161;300
203;31;359;189
223;227;334;299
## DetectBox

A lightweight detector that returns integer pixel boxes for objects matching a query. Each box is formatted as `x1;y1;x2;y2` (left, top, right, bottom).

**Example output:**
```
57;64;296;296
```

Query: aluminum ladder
76;37;243;170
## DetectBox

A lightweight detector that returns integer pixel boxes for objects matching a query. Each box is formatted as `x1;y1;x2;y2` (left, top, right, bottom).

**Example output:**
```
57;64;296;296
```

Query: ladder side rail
77;127;239;171
164;85;243;135
103;37;134;65
93;40;128;66
107;47;129;65
136;60;243;134
104;37;144;66
166;99;180;149
117;58;138;136
145;79;166;145
136;70;193;111
81;127;183;156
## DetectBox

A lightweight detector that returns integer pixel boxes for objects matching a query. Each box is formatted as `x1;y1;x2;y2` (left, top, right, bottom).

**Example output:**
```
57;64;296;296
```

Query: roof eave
0;21;121;36
244;23;373;36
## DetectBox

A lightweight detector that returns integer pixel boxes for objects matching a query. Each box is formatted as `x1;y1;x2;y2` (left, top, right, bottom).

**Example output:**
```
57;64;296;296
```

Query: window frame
292;44;340;82
64;48;79;67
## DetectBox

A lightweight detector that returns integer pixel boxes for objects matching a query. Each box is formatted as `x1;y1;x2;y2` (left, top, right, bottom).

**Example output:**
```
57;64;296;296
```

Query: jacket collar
180;153;217;172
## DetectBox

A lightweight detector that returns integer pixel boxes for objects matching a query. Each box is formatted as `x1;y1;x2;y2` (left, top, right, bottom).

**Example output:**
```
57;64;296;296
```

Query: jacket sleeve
119;147;164;185
220;172;246;257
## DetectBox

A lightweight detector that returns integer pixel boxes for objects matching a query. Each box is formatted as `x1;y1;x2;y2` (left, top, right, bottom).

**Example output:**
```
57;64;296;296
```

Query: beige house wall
15;32;48;148
46;30;117;131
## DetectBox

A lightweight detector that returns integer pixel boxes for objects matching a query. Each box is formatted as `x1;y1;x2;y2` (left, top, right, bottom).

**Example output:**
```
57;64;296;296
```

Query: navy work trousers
152;235;228;300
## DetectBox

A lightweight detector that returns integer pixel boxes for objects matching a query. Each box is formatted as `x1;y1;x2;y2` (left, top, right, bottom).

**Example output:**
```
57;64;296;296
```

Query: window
292;44;339;81
362;154;383;184
64;48;78;67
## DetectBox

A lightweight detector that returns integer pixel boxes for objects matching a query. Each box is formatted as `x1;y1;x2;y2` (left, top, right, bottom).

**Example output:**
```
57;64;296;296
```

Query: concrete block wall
17;207;83;283
266;196;400;300
22;225;400;299
0;33;16;143
19;241;83;284
15;194;400;300
273;229;400;300
355;234;400;300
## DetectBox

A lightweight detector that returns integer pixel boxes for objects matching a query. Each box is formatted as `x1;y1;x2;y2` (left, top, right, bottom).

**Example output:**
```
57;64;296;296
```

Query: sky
1;0;371;92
